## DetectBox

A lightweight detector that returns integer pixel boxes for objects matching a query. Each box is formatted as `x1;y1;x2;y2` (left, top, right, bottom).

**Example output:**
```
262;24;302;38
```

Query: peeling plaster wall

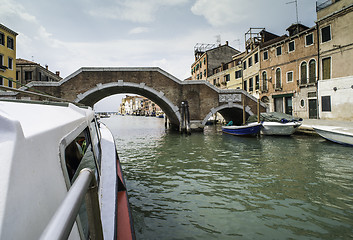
318;76;353;120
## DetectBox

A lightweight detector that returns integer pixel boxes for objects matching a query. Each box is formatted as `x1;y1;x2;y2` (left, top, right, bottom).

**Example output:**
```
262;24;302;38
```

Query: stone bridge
2;67;267;130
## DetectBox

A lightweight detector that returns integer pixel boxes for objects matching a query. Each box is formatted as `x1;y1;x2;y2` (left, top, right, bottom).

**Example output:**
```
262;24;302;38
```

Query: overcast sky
1;0;318;111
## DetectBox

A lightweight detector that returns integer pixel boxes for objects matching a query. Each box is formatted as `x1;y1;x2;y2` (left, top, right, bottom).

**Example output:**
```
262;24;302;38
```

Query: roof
0;24;18;36
16;58;39;65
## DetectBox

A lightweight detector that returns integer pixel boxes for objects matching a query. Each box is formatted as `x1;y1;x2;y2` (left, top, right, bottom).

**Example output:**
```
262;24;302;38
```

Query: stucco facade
191;42;240;80
0;24;17;88
16;58;62;86
316;0;353;120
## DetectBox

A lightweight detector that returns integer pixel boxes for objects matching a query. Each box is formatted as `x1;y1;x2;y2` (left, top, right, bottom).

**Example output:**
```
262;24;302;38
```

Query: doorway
309;99;317;119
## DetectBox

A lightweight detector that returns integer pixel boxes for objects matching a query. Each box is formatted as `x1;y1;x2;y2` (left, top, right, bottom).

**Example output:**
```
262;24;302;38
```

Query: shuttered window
322;57;331;80
300;62;307;84
309;59;316;83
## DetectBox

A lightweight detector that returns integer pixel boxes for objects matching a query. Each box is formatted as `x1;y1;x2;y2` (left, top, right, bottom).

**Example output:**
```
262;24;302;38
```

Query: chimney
45;65;48;70
226;41;228;46
56;71;60;76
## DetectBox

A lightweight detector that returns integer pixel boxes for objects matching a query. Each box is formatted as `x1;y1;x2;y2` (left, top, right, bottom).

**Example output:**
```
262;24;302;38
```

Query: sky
1;0;318;111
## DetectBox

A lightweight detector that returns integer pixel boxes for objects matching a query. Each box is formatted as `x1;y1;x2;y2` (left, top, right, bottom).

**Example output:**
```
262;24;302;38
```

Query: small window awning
272;93;293;98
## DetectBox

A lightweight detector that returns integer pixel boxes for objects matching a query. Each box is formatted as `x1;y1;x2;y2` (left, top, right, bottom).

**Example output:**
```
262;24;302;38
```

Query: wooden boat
313;125;353;146
261;121;302;136
222;122;262;136
0;100;135;239
247;112;302;136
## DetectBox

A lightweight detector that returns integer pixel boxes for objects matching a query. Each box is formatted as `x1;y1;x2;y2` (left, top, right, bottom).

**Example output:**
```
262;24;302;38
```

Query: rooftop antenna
286;0;299;33
215;35;221;45
232;39;241;50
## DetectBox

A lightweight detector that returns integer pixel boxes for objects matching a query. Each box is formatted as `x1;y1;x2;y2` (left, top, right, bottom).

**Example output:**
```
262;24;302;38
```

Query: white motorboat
0;100;135;239
261;121;302;136
313;125;353;146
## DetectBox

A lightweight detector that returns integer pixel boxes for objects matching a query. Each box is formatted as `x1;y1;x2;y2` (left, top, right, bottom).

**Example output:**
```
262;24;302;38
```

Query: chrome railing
40;168;103;240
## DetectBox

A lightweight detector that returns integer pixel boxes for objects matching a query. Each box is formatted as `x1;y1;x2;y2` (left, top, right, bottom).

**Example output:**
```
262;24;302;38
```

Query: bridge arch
74;81;181;126
201;102;256;126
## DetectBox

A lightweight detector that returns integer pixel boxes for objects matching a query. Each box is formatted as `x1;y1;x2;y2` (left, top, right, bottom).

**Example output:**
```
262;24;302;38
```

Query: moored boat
313;125;353;146
0;100;135;239
222;122;262;136
261;121;302;136
247;112;302;136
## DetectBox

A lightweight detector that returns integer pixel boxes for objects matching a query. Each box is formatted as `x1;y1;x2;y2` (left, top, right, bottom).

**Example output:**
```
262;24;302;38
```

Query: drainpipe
316;22;320;119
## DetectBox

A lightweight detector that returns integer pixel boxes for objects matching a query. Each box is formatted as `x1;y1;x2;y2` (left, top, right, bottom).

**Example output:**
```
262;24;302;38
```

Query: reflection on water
102;115;353;240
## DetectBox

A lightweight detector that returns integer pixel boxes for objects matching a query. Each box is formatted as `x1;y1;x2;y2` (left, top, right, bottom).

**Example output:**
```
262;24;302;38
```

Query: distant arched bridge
1;67;267;130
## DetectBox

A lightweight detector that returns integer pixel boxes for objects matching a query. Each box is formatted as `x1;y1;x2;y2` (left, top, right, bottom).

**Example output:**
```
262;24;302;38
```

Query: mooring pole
185;101;191;135
180;101;186;133
257;99;260;123
242;97;246;125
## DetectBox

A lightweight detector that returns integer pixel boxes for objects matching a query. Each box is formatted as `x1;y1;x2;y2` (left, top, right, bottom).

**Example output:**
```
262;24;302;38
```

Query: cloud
88;0;189;23
191;0;247;27
128;27;150;35
0;0;37;23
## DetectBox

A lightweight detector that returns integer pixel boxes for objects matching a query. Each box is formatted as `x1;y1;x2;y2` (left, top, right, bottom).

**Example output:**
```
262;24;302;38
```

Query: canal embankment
296;118;353;135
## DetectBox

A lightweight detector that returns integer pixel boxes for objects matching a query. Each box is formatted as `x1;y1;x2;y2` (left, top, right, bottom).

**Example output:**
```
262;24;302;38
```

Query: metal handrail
40;168;103;240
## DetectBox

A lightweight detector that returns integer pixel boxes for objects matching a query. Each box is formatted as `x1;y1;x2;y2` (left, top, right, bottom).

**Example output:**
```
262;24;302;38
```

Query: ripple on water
101;117;353;240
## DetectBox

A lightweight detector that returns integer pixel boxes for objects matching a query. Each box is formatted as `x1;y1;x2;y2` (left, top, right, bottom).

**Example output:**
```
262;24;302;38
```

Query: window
8;78;13;88
322;57;331;80
276;46;282;56
204;69;206;77
255;75;259;90
8;57;13;70
254;53;259;64
300;62;307;84
288;41;295;52
0;77;3;85
0;32;4;45
262;71;267;91
275;68;281;88
321;96;331;112
225;74;230;82
263;51;268;60
287;71;293;82
203;58;206;64
235;70;242;79
213;79;216;85
300;99;305;108
249;78;253;91
248;57;252;67
306;33;313;46
309;59;316;83
321;26;331;43
244;80;247;91
0;55;3;67
25;71;32;81
243;61;247;70
7;36;14;50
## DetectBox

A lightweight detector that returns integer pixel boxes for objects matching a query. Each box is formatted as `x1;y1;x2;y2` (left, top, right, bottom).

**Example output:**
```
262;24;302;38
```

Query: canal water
101;115;353;240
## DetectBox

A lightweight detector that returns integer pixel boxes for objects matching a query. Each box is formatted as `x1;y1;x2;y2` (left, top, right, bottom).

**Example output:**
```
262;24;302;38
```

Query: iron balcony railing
40;168;103;240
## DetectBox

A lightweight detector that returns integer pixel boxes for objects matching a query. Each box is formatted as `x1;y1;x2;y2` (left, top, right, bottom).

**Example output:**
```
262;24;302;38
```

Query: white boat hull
313;126;353;146
261;122;302;136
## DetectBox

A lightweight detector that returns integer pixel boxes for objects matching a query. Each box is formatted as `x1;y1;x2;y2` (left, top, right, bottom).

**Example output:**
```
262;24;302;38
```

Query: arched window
309;59;316;83
275;68;281;89
300;62;307;85
262;71;267;91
